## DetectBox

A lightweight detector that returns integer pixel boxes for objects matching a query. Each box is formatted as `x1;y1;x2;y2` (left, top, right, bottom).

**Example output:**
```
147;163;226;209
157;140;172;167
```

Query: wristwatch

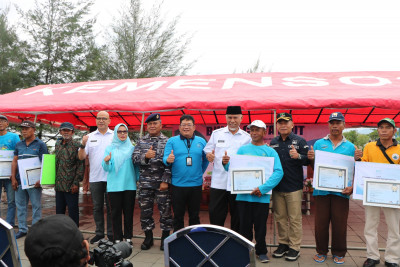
298;154;302;160
80;144;85;149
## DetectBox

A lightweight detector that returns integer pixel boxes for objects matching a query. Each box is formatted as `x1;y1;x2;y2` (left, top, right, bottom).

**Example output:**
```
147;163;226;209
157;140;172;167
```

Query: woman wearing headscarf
102;123;138;243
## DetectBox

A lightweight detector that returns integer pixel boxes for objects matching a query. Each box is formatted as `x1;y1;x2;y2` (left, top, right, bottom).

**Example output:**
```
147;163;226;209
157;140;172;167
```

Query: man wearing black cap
11;120;48;239
55;122;85;226
307;112;357;264
203;106;251;232
356;118;400;267
270;112;310;261
0;115;20;227
132;113;173;250
25;214;90;267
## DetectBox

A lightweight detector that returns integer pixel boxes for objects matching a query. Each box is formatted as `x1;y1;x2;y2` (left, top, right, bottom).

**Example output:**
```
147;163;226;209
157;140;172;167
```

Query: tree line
0;0;193;94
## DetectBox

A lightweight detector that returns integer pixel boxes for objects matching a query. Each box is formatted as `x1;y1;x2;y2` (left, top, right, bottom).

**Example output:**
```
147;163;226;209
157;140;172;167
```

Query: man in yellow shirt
357;118;400;267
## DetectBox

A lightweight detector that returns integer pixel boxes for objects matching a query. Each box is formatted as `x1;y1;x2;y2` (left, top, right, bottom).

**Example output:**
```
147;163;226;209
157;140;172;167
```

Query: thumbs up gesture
206;149;215;163
307;145;315;160
145;145;156;159
104;152;112;163
354;145;363;160
167;150;175;164
222;151;230;165
289;145;299;159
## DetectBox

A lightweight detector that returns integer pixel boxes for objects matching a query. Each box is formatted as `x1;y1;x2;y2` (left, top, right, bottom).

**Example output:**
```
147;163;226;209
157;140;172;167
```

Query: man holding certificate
11;120;48;239
203;105;251;232
223;120;283;263
270;112;310;261
307;112;356;264
357;118;400;267
0;115;20;227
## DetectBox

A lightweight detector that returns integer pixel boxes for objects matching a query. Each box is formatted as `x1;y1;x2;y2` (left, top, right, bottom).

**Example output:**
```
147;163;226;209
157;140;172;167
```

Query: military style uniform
132;132;173;232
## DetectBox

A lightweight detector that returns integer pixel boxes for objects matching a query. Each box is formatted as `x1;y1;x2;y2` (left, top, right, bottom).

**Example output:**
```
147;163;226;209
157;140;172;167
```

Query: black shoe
385;262;399;267
272;244;289;258
107;235;114;242
15;231;27;239
285;248;300;261
160;230;170;251
363;258;380;267
141;230;154;250
90;235;104;244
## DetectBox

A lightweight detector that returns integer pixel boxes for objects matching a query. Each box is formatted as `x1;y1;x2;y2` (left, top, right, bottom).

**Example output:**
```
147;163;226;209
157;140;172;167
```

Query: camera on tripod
88;239;133;267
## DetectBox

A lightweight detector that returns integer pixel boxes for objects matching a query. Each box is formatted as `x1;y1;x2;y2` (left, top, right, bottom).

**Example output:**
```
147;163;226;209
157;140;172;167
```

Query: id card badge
186;157;192;166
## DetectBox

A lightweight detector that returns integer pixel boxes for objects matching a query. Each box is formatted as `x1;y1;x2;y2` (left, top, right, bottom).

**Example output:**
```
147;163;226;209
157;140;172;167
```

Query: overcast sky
2;0;400;75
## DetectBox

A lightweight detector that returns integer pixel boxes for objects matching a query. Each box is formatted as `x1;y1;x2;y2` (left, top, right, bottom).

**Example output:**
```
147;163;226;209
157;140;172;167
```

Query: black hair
29;245;87;267
180;114;195;124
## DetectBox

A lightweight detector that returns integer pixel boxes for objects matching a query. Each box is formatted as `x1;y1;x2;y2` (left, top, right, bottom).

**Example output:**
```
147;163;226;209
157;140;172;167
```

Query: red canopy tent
0;71;399;130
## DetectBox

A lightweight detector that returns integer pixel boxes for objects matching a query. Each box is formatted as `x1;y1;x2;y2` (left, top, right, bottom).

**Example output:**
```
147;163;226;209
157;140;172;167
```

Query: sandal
313;254;327;263
333;255;345;264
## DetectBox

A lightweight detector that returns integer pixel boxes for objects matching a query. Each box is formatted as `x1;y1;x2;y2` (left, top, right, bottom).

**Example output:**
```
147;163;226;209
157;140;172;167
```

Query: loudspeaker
164;224;255;267
0;218;20;267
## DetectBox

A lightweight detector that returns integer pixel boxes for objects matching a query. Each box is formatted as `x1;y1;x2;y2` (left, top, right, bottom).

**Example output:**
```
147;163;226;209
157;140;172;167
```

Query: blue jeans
15;186;42;233
0;179;16;226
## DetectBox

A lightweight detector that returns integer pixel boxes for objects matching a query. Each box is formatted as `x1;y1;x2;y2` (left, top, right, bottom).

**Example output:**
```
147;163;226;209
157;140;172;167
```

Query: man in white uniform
204;106;251;232
78;111;114;243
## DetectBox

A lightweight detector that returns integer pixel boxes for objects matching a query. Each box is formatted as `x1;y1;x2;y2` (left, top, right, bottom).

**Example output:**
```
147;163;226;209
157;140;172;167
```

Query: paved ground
0;188;391;267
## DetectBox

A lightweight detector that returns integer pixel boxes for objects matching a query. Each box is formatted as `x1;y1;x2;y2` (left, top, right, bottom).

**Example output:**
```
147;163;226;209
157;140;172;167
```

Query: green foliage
16;0;102;84
368;130;379;141
0;8;31;93
99;0;194;79
343;130;370;148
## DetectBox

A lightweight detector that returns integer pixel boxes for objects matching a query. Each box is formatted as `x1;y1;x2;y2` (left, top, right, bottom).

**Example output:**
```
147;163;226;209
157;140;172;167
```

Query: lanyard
183;138;192;156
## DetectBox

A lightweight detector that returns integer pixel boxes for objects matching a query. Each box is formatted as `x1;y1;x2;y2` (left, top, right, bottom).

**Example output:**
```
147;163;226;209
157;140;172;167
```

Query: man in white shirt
203;106;251;232
78;111;114;243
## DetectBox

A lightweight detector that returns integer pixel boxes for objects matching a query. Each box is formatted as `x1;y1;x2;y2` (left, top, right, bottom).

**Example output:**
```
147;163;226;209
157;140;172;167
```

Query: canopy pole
34;114;37;123
273;110;277;137
139;113;145;138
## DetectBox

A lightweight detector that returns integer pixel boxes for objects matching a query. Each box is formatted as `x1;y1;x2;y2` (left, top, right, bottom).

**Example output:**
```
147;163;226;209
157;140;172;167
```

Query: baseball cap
0;115;8;121
25;215;84;264
20;120;36;128
328;112;345;122
59;122;74;131
378;118;396;128
247;120;267;129
277;112;292;122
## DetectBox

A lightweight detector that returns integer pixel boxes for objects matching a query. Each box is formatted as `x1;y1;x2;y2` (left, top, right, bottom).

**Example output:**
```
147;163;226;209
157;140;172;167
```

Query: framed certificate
26;167;41;186
230;168;265;194
363;178;400;209
314;164;348;192
0;150;14;179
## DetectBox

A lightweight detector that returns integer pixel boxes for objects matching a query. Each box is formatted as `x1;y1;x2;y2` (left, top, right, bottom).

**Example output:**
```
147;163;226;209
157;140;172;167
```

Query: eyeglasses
96;117;108;121
117;130;128;134
180;124;194;127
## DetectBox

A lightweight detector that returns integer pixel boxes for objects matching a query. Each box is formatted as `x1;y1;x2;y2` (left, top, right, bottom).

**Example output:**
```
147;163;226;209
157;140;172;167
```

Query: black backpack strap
378;145;395;164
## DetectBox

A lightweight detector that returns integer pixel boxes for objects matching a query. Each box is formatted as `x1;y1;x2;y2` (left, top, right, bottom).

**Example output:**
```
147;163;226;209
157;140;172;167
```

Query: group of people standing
1;106;399;267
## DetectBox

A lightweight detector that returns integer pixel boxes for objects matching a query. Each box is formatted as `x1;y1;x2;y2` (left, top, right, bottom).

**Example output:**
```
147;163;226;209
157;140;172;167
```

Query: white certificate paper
313;150;354;192
315;164;348;192
363;178;400;208
18;157;42;189
0;150;14;179
231;168;264;194
228;154;274;194
353;161;400;200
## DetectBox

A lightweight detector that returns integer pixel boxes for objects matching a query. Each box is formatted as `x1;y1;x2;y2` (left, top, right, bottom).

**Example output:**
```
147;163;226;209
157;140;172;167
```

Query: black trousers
237;201;269;255
56;191;79;227
107;190;136;241
208;188;240;232
171;185;202;232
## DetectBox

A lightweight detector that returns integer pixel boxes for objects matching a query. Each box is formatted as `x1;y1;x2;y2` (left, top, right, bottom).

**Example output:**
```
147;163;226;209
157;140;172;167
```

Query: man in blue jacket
223;120;283;263
163;114;208;232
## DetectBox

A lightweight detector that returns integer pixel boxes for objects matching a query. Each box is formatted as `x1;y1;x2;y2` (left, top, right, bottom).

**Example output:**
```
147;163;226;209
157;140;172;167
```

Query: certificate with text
231;168;265;194
18;157;42;189
312;150;355;192
363;178;400;209
228;154;274;194
0;150;14;179
353;161;400;200
315;164;348;192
